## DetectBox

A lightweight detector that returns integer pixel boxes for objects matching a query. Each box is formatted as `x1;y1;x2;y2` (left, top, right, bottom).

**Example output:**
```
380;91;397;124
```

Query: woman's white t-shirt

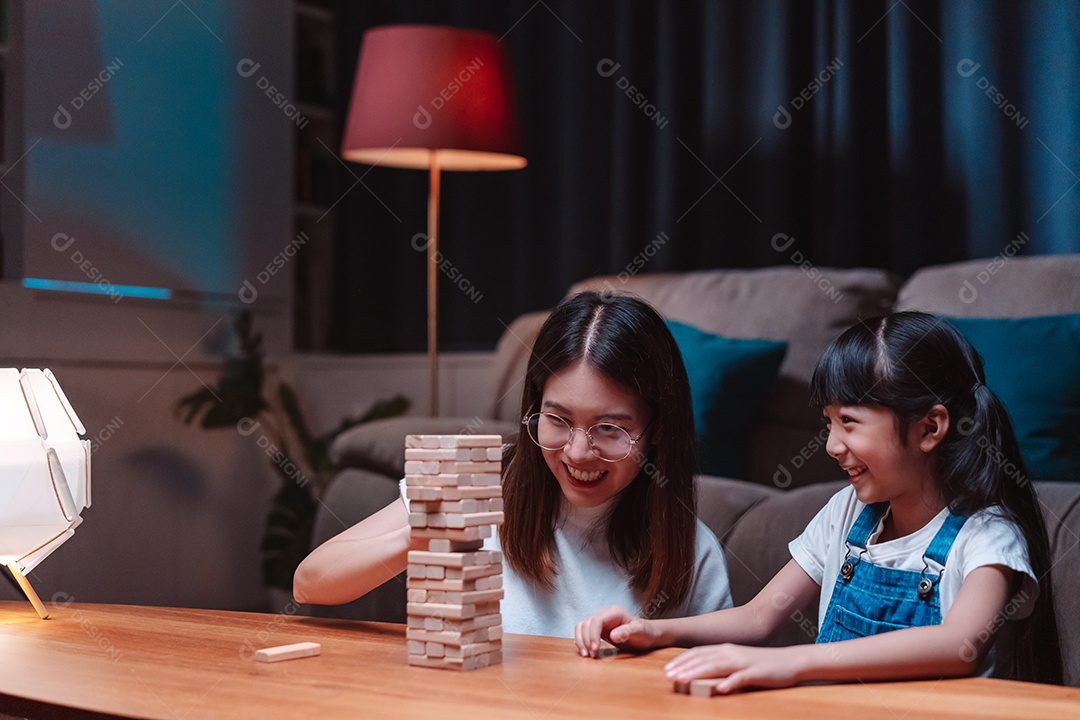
400;480;733;638
789;485;1037;676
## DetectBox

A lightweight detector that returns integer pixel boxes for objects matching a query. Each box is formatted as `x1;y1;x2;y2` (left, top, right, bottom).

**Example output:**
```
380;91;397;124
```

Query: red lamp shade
341;24;527;171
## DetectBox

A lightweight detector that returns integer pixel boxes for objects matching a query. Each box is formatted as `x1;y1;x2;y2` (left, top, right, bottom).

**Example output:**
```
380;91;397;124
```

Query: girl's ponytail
941;381;1062;684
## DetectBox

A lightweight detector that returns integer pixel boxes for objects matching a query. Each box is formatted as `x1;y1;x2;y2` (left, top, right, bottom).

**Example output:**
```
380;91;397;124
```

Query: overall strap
846;502;889;548
924;512;969;566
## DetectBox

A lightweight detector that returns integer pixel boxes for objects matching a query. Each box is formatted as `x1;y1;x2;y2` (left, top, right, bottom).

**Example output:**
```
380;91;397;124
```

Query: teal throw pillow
665;319;787;479
946;315;1080;482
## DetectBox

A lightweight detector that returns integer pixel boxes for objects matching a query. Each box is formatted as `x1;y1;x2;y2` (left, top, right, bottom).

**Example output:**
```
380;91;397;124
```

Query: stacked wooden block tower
404;434;505;671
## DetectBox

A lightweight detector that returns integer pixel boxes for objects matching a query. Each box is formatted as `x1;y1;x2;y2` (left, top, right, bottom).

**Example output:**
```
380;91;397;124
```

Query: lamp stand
426;152;441;417
6;561;49;619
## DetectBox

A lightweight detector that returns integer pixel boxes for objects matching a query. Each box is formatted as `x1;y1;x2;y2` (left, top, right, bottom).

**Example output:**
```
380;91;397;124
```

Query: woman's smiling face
539;361;651;510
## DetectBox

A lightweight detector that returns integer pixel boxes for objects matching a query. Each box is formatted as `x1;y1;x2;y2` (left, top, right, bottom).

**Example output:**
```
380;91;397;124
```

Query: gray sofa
308;255;1080;685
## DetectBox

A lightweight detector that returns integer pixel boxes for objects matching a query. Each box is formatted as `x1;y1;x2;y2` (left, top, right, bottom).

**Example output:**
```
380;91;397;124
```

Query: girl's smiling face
540;361;651;510
822;404;932;507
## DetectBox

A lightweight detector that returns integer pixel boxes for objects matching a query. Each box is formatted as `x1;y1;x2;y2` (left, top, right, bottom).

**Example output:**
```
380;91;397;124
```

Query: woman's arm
665;564;1015;693
575;559;820;657
292;497;423;605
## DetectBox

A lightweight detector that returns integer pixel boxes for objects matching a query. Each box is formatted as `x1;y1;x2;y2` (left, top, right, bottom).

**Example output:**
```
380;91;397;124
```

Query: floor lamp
340;24;527;417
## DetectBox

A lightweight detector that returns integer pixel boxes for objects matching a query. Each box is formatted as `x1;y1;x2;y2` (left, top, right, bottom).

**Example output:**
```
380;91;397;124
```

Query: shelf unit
292;0;338;351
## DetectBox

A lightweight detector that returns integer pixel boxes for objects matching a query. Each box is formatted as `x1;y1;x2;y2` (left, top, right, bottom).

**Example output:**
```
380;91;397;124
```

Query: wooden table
0;601;1077;719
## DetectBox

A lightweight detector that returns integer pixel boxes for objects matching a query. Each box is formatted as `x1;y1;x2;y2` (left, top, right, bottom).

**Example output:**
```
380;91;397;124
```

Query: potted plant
175;310;407;593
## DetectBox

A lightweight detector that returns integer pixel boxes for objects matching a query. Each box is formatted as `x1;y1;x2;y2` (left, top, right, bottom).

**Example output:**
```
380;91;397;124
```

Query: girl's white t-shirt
789;485;1037;676
400;479;733;638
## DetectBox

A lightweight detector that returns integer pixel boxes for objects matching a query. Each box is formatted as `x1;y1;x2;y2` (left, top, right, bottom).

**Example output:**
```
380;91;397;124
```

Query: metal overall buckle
840;543;867;582
917;558;936;601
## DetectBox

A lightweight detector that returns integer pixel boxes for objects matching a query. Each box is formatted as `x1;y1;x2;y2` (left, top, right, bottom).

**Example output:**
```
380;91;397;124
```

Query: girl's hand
574;606;662;658
664;644;804;694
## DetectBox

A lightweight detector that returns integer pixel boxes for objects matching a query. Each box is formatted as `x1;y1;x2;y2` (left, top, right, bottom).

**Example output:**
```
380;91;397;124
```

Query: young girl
575;311;1062;688
294;291;733;636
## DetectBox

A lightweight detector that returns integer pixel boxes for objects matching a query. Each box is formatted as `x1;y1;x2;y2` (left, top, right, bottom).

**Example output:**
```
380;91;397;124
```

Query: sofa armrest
329;416;520;478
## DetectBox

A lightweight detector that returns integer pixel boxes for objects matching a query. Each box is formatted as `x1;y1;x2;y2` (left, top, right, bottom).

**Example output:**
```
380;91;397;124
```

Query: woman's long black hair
500;291;700;614
809;311;1062;684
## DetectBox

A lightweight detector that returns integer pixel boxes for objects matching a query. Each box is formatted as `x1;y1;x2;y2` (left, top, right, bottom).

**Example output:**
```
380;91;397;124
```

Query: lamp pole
427;151;441;417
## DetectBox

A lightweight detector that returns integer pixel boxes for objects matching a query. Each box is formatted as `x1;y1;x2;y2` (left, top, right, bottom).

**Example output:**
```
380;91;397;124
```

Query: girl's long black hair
809;311;1062;684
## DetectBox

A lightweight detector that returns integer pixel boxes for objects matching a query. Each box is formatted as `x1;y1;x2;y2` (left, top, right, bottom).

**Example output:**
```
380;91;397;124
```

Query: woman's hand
664;644;805;694
574;606;664;658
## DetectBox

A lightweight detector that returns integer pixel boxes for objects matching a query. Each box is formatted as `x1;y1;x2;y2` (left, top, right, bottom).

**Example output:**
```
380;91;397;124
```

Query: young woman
294;291;732;636
576;311;1062;688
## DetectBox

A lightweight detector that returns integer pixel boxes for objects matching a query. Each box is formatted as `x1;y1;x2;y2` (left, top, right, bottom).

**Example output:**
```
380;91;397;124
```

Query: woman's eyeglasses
522;412;644;462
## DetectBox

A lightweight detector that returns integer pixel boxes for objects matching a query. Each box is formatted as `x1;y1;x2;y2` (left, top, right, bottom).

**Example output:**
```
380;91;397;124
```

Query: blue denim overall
817;502;968;643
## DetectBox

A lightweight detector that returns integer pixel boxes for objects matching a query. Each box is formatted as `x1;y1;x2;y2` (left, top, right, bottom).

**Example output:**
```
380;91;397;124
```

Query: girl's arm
574;559;820;657
292;498;422;605
665;564;1015;693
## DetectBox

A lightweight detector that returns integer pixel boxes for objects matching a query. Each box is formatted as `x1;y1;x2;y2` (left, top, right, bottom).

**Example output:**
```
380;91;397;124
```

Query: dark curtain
325;0;1080;353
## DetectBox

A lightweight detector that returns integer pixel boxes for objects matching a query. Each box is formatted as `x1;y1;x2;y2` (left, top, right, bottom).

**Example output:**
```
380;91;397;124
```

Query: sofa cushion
667;320;787;478
947;315;1080;482
491;311;550;421
329;416;520;478
896;254;1080;317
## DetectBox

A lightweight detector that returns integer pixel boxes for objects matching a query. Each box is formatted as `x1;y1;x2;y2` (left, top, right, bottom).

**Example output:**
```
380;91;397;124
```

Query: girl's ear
918;404;951;452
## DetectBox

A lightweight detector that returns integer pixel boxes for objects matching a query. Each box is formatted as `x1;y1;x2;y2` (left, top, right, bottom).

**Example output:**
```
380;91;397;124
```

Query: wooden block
406;602;477;620
443;640;502;659
440;589;504;605
673;679;720;697
407;589;427;602
424;566;445;580
423;617;443;631
427;485;503;501
406;627;497;645
404;448;472;461
404;460;440;475
407;615;425;629
408;550;492;568
432;461;501;475
474;575;502;590
489;498;503;512
445;511;505;529
445;563;502;581
405;473;464;487
407;640;426;655
426;642;445;658
407;577;483;592
411;525;492;542
440;614;500;634
407;654;488;671
427;538;485;552
254;642;321;663
453;435;503;448
405;486;441;501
